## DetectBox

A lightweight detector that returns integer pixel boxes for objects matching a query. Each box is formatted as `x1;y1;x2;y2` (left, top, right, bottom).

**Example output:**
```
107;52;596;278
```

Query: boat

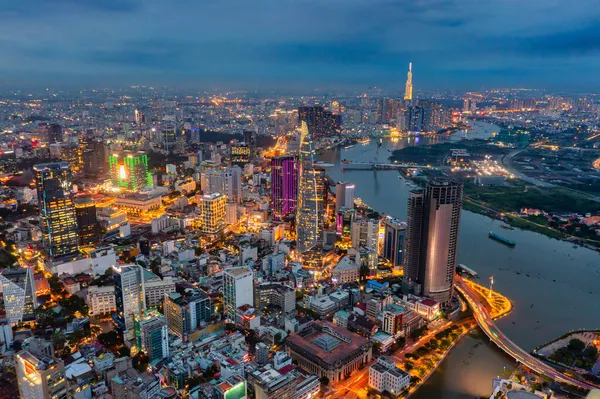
344;144;356;149
357;137;371;144
457;264;478;277
489;231;516;247
500;224;515;230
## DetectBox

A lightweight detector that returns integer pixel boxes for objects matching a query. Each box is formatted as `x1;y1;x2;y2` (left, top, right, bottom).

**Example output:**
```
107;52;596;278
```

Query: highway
455;276;597;391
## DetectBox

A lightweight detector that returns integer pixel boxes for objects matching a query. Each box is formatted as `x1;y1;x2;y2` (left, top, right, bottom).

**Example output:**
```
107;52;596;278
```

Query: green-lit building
493;129;530;148
109;151;152;191
134;309;169;361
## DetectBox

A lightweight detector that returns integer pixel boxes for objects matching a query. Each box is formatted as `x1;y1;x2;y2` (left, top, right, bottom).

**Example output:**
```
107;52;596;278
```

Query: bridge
455;276;597;391
341;162;434;170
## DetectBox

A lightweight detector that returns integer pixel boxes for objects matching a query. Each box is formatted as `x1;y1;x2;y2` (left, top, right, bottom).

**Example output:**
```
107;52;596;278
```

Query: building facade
286;321;372;383
369;356;410;395
15;350;67;399
404;179;463;304
383;217;406;269
164;290;214;340
87;285;116;316
223;267;254;321
113;265;145;335
134;310;169;361
34;162;79;259
0;267;37;324
271;156;297;220
108;151;152;191
197;192;227;236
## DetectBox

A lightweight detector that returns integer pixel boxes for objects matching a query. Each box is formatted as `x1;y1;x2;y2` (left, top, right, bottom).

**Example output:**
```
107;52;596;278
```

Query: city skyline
2;1;600;91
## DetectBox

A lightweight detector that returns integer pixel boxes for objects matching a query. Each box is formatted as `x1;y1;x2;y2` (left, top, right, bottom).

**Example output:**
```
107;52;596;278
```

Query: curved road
455;277;597;391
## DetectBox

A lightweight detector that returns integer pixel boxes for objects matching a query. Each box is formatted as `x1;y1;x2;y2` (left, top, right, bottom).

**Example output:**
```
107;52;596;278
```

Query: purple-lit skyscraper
271;156;298;220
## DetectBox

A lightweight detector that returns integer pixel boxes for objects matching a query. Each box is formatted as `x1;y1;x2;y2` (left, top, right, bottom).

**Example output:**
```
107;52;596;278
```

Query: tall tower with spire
296;121;321;255
404;62;413;102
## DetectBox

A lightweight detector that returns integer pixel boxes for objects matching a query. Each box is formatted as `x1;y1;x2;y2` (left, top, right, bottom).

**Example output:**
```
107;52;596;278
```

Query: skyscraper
271;156;298;220
113;265;146;335
161;120;177;152
0;267;37;324
203;167;242;203
108;151;152;192
404;62;413;102
73;194;100;246
335;181;355;213
298;106;342;140
296;122;321;254
383;218;407;269
197;192;227;236
47;123;63;144
134;310;169;361
404;179;463;305
34;162;79;259
223;267;254;321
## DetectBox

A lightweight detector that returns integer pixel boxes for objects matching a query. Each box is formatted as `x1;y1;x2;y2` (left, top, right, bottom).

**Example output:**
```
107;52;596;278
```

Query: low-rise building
254;283;296;314
248;365;297;399
286;321;372;383
113;193;162;216
368;356;410;395
331;256;360;285
87;285;116;316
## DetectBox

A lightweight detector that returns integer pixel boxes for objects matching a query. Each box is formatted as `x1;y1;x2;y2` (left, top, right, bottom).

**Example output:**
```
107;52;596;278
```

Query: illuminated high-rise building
108;151;152;192
383;217;407;269
34;162;79;259
298;106;342;140
198;192;227;236
296;122;321;254
15;349;67;399
73;194;100;246
404;179;463;305
404;62;413;102
0;267;37;324
271;156;298;220
113;265;145;336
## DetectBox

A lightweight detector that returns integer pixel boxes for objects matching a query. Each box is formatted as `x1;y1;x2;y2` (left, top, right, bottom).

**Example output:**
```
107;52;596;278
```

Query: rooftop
333;256;359;272
286;321;369;365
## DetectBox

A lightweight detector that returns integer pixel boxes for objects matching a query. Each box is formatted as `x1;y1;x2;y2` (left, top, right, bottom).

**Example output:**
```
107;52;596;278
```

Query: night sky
2;0;600;91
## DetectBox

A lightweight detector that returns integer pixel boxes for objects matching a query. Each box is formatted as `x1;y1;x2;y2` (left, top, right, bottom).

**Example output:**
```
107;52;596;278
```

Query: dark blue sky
2;0;600;91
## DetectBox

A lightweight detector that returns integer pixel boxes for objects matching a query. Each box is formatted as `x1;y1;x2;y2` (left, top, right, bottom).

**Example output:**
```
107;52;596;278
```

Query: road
455;276;597;391
325;320;459;399
501;149;555;187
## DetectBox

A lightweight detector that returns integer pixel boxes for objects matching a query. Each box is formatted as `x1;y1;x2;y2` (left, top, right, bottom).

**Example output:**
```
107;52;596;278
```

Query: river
317;120;600;398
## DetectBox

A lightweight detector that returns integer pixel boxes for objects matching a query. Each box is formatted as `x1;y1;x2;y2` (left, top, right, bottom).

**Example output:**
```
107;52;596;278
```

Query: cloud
0;0;600;89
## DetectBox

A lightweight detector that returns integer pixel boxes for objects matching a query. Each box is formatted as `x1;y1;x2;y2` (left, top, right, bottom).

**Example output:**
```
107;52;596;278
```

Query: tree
568;338;586;352
132;352;149;373
117;346;130;358
320;376;330;386
58;295;89;316
98;331;122;348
